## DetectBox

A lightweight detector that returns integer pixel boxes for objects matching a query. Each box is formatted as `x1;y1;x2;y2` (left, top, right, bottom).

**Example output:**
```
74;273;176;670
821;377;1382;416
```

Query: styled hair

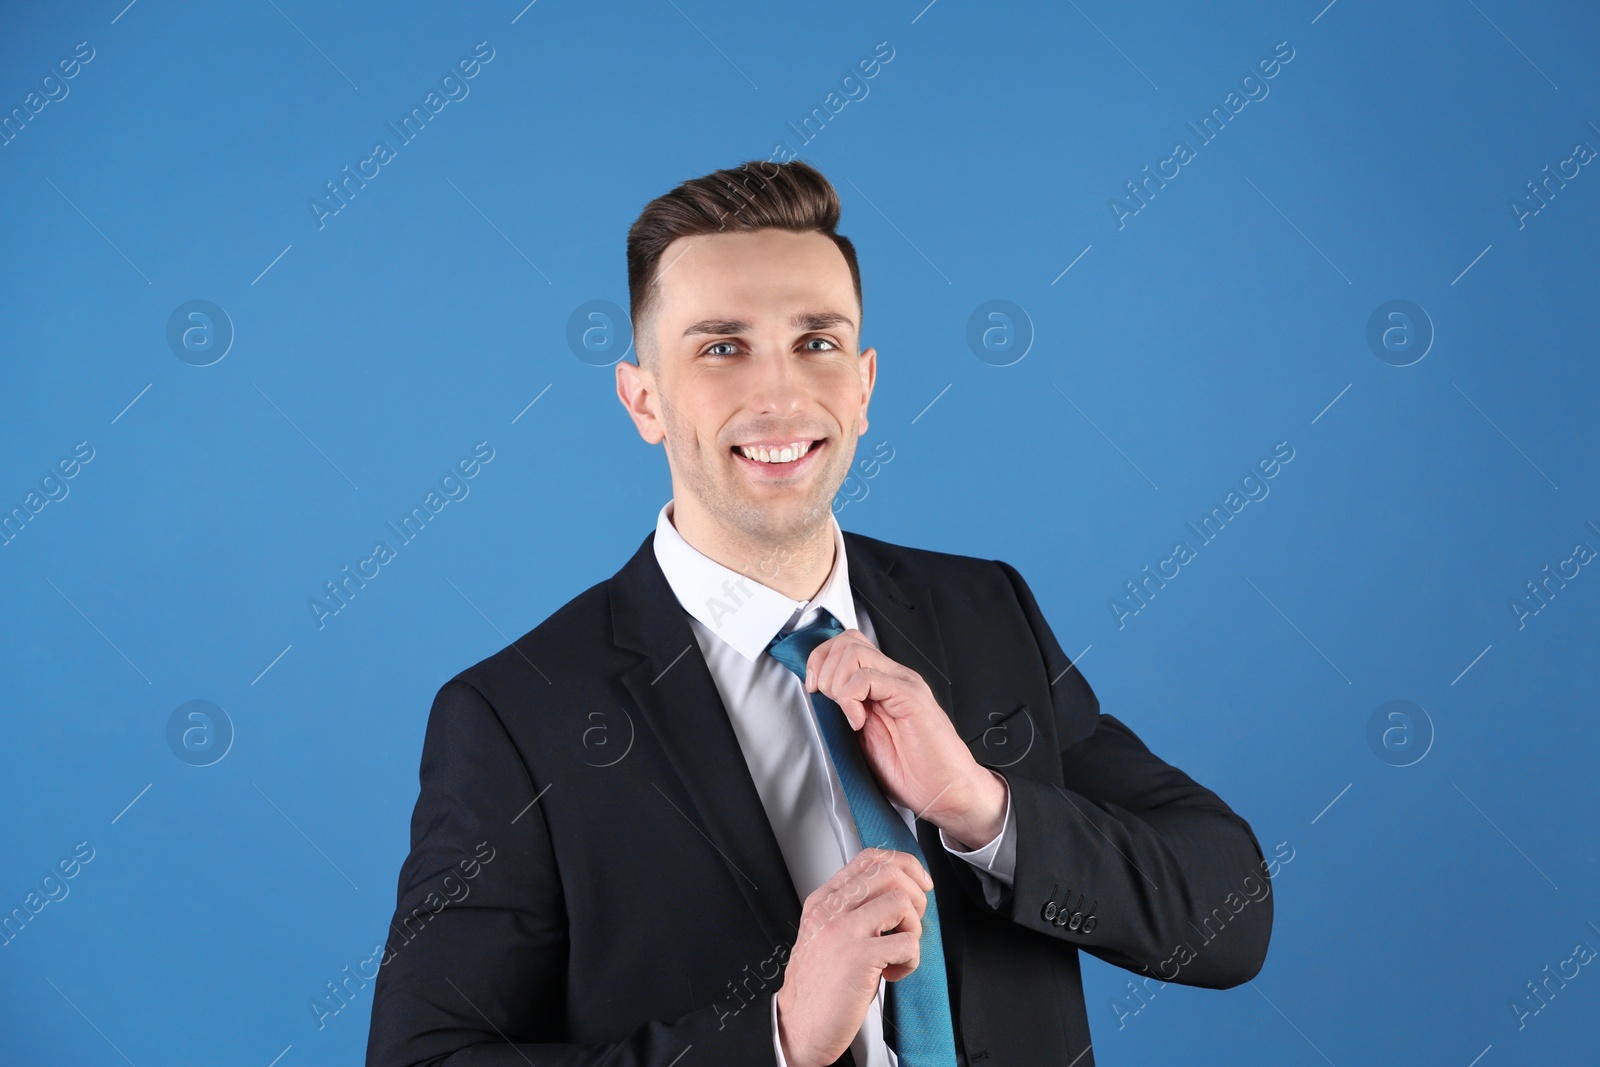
625;159;862;369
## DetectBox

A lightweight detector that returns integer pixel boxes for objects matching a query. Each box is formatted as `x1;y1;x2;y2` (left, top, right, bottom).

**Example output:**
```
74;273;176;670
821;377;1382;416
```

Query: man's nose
745;348;809;414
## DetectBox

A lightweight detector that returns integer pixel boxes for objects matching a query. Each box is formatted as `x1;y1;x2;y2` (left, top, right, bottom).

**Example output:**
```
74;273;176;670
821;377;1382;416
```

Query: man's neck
670;503;835;602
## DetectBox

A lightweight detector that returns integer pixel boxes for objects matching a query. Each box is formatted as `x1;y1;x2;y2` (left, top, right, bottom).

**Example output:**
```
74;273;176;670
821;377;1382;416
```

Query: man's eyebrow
681;311;856;337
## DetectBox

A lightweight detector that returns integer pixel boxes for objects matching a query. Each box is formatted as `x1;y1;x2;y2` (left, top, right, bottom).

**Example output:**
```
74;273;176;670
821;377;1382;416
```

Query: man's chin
728;488;835;542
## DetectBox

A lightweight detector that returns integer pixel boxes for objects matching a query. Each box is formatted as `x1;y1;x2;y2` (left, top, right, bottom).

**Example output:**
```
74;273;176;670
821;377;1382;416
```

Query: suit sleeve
971;560;1274;989
365;680;780;1066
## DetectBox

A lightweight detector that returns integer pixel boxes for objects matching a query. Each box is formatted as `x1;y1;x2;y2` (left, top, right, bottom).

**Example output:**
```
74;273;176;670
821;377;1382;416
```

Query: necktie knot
766;609;844;679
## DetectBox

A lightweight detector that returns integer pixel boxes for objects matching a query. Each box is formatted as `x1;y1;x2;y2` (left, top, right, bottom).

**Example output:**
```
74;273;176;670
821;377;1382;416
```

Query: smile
730;438;825;472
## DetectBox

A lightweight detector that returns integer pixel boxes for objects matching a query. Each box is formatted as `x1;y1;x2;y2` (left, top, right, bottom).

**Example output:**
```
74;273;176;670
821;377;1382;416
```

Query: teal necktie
767;609;958;1067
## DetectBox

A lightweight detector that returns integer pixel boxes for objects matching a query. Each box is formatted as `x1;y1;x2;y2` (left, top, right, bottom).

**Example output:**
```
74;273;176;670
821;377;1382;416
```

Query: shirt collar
652;499;858;662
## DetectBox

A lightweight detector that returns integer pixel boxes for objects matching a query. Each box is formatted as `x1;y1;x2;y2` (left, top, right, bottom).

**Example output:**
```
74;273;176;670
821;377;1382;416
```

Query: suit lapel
612;533;805;956
842;532;958;735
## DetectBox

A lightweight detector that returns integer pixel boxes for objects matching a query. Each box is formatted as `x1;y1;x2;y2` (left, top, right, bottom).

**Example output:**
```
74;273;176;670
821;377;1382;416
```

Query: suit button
1042;900;1057;921
1067;911;1083;931
1053;908;1069;927
1080;914;1097;934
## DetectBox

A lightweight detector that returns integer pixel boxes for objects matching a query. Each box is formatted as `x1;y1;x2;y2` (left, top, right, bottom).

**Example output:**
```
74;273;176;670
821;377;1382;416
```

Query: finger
880;933;923;985
837;691;866;731
852;886;923;943
852;860;930;910
812;631;875;697
804;630;861;692
869;930;922;978
806;633;847;695
807;855;905;939
834;848;930;900
880;849;934;892
825;847;893;902
855;853;934;910
833;667;891;727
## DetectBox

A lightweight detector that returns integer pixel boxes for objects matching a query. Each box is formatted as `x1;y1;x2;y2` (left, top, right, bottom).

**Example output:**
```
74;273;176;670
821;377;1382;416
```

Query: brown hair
626;159;862;369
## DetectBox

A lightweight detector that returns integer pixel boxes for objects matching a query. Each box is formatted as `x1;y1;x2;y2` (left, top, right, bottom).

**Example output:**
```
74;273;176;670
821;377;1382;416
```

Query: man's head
616;160;876;572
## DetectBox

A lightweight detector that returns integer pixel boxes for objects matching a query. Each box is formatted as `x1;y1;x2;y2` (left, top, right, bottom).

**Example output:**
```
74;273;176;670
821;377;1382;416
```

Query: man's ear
857;344;877;436
615;357;665;445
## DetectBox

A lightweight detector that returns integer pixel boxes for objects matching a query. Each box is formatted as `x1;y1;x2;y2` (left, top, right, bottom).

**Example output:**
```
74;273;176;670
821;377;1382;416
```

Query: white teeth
738;440;813;464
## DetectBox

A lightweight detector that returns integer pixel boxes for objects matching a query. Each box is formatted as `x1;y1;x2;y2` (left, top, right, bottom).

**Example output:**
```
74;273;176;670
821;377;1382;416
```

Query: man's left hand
804;628;1007;850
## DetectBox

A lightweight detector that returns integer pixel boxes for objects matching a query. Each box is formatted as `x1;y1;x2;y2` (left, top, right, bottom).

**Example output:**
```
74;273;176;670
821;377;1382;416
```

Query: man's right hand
775;848;933;1067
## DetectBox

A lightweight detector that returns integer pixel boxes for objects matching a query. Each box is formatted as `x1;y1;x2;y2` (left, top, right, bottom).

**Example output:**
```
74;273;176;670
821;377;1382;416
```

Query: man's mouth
730;438;826;471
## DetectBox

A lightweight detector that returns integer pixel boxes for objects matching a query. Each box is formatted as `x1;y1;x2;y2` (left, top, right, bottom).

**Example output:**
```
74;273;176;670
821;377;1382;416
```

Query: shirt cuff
938;772;1016;908
772;990;789;1067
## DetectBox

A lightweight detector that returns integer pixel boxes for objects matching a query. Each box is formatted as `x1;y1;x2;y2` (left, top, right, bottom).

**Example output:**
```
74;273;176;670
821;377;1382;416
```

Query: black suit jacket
366;530;1273;1066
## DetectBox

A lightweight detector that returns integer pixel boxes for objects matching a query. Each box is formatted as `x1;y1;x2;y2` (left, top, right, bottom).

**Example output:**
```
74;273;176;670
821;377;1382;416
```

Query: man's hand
776;848;932;1067
803;628;1007;850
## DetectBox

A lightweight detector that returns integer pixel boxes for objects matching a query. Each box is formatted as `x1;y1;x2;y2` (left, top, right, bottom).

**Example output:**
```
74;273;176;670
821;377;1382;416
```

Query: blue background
3;1;1597;1064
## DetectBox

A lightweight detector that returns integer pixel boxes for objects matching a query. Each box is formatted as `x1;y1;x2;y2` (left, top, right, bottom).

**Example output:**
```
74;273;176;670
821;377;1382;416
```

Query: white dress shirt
652;500;1016;1067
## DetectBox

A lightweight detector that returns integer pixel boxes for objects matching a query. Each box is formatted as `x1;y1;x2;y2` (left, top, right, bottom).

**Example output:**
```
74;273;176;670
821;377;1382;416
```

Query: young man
366;160;1273;1067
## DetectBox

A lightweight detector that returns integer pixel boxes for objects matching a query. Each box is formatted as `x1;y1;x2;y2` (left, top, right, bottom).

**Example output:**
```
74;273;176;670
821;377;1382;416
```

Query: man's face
617;228;875;555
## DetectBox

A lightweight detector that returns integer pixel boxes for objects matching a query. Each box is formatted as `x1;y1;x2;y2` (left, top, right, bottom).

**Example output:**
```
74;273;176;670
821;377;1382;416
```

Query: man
366;159;1273;1067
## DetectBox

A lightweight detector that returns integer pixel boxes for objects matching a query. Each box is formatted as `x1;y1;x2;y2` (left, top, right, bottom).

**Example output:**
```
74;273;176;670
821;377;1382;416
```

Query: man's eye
705;342;738;356
804;338;838;351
